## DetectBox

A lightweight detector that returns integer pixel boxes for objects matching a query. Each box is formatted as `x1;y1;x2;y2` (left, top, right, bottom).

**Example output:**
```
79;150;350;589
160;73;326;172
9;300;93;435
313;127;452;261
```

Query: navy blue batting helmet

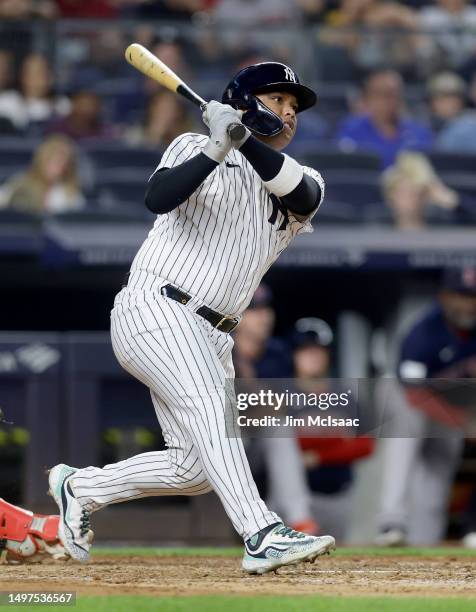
288;318;334;351
222;62;317;137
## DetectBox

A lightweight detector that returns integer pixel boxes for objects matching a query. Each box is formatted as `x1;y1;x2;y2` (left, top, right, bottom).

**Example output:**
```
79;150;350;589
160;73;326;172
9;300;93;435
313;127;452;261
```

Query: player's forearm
239;135;321;215
145;153;218;214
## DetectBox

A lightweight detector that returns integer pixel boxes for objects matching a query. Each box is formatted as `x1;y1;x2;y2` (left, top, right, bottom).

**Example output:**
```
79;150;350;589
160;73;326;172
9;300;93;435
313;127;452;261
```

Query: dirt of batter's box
1;555;475;598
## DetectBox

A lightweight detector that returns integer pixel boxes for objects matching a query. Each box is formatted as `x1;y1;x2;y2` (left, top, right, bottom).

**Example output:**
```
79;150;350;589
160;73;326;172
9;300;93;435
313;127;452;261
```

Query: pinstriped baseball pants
70;288;280;540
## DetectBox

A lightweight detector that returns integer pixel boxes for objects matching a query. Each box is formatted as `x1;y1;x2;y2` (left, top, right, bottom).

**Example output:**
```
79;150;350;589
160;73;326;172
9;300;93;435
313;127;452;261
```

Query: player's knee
173;460;209;490
178;470;212;495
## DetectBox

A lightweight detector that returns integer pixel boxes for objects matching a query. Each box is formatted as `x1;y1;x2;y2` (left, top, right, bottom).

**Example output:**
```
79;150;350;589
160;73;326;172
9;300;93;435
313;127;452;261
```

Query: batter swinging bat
125;43;246;141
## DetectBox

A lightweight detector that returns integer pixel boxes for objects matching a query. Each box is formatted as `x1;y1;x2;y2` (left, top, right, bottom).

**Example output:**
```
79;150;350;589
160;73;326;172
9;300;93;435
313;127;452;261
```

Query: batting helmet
222;62;317;137
288;318;334;351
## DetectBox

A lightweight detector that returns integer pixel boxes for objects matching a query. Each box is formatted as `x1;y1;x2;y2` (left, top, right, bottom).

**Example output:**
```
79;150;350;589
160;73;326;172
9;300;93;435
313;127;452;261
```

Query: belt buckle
217;315;238;332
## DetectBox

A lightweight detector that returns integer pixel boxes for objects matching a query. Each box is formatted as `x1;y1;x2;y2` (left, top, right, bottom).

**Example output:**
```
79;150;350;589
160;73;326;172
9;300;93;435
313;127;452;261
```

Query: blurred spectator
0;49;16;134
56;0;118;18
289;318;375;541
0;0;56;19
68;29;129;89
194;29;234;91
0;53;70;133
234;285;292;379
337;69;433;168
419;0;476;69
213;0;299;27
46;90;116;141
124;90;197;149
233;285;318;535
121;0;207;20
382;153;476;229
150;33;191;85
435;111;476;153
213;0;301;54
296;0;328;23
427;72;467;134
115;29;194;124
319;0;419;80
135;32;194;99
376;267;476;545
0;134;85;214
0;49;13;91
427;70;476;152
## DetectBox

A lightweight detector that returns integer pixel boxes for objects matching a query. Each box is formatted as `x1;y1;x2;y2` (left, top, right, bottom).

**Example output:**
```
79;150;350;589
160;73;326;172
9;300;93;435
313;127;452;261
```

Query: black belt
161;284;239;333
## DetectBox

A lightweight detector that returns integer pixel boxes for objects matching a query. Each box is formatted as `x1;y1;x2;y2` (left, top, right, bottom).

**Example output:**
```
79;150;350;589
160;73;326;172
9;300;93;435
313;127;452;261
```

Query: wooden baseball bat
125;43;246;141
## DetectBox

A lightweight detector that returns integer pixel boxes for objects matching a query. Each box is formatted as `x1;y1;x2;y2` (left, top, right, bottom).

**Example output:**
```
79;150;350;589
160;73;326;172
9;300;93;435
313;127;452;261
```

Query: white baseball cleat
374;526;407;548
47;464;91;562
242;522;336;575
462;532;476;549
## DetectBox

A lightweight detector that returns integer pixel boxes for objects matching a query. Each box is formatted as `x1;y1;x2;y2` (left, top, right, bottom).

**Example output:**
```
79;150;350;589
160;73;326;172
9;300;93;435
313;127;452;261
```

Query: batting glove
202;101;246;163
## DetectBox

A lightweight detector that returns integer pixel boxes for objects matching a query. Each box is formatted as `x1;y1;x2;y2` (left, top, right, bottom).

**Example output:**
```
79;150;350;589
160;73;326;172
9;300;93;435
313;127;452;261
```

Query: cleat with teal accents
242;522;336;575
47;464;92;562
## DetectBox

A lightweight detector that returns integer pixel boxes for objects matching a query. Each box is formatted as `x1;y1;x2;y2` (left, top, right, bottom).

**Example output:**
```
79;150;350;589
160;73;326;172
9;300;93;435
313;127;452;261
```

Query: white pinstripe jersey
127;132;325;317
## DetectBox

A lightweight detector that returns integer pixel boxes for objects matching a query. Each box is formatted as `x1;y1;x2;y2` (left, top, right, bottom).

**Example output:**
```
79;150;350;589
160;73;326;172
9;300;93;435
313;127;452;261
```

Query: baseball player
0;497;70;564
47;62;335;574
376;267;476;546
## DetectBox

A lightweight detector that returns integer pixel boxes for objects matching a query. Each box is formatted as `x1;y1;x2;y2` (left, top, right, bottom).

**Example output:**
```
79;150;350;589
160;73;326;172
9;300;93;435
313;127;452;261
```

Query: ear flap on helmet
224;93;284;137
241;95;284;136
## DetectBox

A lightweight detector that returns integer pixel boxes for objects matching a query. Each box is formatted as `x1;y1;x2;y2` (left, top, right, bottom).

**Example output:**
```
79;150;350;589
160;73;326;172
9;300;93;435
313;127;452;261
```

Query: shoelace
275;526;306;539
79;511;91;538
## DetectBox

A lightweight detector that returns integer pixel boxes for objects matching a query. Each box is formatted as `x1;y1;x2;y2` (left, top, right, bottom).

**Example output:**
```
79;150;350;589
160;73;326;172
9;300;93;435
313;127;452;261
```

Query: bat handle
228;123;247;141
201;103;246;142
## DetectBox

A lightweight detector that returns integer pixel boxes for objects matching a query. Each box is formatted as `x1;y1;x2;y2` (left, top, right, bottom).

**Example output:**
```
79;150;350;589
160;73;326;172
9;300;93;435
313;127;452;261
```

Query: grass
32;595;476;612
91;545;476;558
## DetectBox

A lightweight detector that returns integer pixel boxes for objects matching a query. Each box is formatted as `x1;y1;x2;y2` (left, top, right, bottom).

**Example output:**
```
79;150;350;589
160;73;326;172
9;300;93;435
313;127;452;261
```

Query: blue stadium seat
302;149;381;172
96;175;146;208
50;206;151;223
83;144;161;173
0;138;37;168
324;171;383;208
326;182;382;207
0;165;25;183
428;152;476;174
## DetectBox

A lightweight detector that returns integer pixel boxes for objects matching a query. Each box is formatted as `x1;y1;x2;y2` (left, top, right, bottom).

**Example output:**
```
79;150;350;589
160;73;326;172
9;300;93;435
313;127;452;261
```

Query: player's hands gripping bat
125;43;246;142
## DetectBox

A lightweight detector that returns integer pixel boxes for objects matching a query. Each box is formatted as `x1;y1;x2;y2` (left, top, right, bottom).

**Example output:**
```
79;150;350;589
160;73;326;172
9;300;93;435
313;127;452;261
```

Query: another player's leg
407;436;463;545
261;436;318;534
375;382;427;546
0;497;92;564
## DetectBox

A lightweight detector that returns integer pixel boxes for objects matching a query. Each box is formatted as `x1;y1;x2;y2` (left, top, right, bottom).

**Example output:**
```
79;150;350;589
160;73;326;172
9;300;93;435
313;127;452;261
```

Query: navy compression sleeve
239;136;321;215
145;152;218;214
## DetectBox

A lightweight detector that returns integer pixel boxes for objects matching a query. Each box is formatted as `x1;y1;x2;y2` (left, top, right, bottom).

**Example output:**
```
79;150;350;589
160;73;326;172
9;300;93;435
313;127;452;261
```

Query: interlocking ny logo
284;67;296;82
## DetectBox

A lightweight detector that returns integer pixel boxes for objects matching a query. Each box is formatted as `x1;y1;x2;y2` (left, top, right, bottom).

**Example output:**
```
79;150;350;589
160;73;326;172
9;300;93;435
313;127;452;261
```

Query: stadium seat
0;208;40;223
0;166;25;183
428;152;476;174
302;149;381;172
83;145;160;173
95;175;147;208
315;200;360;224
325;176;383;208
439;173;476;199
49;206;151;223
0;138;37;168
